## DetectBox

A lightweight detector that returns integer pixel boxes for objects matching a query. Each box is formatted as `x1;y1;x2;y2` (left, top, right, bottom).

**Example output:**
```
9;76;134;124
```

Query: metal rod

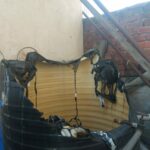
83;12;150;87
94;0;150;64
122;129;142;150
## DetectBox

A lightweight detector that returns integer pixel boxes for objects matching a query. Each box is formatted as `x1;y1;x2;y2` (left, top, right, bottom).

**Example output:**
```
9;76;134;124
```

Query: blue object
0;101;4;108
0;100;4;150
0;128;4;150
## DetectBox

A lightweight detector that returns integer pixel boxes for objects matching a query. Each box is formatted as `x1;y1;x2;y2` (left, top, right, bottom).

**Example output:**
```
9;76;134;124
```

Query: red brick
144;12;150;18
125;27;135;34
133;34;146;42
139;41;150;49
119;63;125;69
108;47;115;52
137;27;150;34
143;19;150;26
142;49;150;61
132;33;150;42
145;34;150;40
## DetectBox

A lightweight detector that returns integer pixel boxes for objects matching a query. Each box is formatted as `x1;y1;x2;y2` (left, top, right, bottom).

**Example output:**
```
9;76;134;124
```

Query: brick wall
83;2;150;75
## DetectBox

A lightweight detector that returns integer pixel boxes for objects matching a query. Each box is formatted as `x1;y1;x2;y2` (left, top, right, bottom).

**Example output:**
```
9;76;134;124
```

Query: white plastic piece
61;126;87;138
98;95;105;107
137;114;150;121
100;131;116;150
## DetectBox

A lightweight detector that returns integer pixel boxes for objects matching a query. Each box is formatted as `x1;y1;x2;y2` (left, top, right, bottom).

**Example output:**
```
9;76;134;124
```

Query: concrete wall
0;0;83;60
83;2;150;75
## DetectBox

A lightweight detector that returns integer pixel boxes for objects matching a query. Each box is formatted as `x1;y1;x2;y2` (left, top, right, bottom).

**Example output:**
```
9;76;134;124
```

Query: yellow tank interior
28;60;128;131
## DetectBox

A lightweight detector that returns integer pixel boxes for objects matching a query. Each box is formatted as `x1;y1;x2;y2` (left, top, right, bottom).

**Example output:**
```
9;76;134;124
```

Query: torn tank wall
0;0;83;60
28;61;129;131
